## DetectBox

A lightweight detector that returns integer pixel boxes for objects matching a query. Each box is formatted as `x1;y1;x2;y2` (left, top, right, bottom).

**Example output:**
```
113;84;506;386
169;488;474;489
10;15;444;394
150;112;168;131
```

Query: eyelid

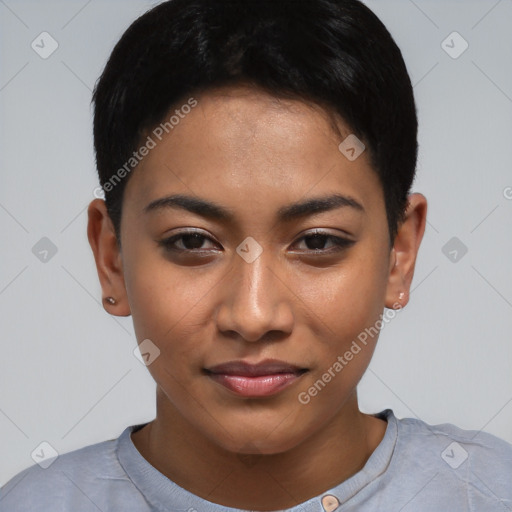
297;227;354;240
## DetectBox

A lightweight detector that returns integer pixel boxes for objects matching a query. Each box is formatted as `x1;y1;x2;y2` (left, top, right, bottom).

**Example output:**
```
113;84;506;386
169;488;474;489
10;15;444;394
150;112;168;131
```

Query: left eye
292;232;355;252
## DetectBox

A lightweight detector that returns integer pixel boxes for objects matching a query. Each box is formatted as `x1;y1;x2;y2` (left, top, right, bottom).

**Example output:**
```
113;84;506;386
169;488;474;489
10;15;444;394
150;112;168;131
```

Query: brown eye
292;231;355;253
159;231;221;252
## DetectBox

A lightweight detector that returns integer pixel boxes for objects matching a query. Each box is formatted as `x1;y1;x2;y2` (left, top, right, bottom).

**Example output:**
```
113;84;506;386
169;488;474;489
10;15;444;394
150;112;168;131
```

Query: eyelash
158;230;355;254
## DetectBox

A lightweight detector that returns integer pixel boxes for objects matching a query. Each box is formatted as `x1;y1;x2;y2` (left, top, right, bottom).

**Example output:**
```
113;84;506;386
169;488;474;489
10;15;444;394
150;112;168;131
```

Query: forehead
194;85;345;136
124;85;385;221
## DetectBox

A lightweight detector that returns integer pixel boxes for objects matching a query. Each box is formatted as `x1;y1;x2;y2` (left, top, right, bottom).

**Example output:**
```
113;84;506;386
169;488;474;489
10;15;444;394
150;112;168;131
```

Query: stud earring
398;291;405;301
104;297;117;305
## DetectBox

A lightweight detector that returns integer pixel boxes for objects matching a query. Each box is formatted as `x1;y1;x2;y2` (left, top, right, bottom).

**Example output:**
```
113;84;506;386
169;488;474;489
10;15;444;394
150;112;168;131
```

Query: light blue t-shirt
1;409;511;511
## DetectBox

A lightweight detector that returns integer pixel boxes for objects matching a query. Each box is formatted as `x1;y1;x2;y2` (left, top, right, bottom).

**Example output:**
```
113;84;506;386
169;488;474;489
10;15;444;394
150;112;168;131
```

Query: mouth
204;359;309;398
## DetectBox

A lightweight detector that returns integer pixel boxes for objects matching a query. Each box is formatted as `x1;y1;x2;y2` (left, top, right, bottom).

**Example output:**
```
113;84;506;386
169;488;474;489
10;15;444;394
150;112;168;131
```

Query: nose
215;248;294;342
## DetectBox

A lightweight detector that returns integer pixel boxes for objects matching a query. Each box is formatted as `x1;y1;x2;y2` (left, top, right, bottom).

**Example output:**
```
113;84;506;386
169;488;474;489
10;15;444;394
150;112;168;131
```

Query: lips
204;359;308;398
206;359;306;376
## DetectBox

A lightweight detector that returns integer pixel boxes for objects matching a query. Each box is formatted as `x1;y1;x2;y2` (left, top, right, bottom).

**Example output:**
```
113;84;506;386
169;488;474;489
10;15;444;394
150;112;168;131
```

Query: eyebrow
144;193;365;222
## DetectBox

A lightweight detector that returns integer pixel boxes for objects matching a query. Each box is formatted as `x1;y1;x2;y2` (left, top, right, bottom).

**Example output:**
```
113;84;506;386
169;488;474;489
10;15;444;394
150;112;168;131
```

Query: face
90;85;422;455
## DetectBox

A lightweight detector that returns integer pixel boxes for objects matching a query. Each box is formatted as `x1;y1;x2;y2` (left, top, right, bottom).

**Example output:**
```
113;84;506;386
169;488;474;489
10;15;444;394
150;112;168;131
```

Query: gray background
1;0;511;486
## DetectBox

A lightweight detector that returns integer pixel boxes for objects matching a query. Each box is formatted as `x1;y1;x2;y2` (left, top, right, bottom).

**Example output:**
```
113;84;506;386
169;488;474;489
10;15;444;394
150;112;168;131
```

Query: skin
88;84;427;510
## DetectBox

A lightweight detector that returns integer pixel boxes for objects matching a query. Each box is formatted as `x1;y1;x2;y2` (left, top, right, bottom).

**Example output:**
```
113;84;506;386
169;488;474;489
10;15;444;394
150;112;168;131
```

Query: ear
87;198;131;316
384;193;427;309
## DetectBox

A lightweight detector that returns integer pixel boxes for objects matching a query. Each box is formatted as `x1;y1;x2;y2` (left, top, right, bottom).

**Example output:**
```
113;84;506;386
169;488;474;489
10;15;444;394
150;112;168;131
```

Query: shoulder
390;410;512;506
0;427;146;511
396;412;512;464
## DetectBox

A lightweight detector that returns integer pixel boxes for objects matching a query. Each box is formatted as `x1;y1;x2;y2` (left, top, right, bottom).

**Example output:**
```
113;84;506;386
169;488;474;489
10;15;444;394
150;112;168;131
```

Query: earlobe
384;193;427;310
87;199;131;317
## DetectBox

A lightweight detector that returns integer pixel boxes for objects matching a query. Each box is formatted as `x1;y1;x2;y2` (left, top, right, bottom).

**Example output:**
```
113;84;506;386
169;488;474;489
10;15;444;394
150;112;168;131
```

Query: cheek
124;244;205;337
295;253;388;343
293;247;390;404
123;253;224;386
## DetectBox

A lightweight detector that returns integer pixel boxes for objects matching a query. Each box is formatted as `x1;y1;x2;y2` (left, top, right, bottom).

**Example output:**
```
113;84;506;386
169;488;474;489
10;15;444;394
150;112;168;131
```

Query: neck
131;388;387;510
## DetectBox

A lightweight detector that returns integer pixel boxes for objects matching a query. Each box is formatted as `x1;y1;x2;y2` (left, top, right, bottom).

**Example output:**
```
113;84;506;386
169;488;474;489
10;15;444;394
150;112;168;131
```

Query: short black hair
92;0;418;246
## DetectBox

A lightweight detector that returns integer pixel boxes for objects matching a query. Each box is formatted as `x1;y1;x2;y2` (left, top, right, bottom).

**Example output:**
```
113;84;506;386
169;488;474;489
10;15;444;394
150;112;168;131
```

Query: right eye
158;230;222;253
